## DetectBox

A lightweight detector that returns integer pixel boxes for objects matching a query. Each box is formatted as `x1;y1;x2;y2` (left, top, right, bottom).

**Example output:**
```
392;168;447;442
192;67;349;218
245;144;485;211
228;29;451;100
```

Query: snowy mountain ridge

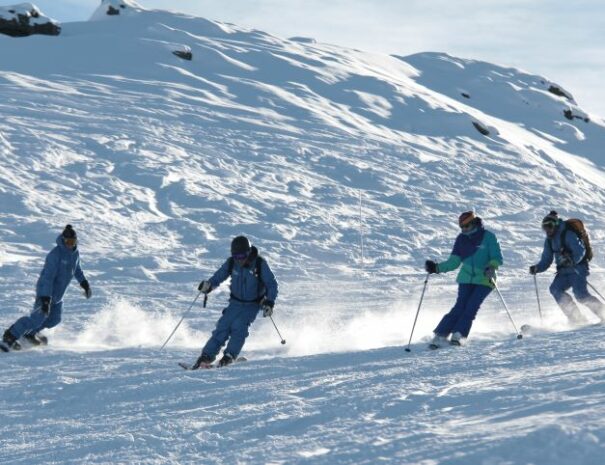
1;4;605;464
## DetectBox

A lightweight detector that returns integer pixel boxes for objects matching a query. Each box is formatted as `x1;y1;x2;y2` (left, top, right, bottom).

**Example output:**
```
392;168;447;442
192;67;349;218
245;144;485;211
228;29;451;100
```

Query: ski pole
405;273;430;352
533;274;543;322
269;315;286;345
587;281;605;303
572;268;605;302
490;279;523;339
160;291;204;351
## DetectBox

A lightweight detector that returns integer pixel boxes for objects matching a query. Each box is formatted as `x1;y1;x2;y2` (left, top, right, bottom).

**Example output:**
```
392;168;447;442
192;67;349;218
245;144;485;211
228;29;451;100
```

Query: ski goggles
542;221;556;231
232;252;249;261
64;238;77;247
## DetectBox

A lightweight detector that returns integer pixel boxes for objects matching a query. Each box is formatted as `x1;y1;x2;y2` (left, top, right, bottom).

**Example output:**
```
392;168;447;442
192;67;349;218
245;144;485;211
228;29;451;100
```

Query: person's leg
224;307;259;358
28;301;63;334
550;274;587;324
7;298;49;339
571;270;605;321
450;285;492;338
434;284;474;337
201;305;237;360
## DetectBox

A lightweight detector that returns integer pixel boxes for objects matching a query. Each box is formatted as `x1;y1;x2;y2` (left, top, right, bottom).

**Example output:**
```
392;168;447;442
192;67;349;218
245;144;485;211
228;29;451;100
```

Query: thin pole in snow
160;291;204;351
359;189;364;274
491;279;523;339
405;273;430;352
574;268;605;302
533;274;543;323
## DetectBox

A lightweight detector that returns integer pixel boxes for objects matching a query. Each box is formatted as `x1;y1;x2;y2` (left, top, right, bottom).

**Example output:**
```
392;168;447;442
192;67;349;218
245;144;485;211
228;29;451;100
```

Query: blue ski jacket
209;251;278;305
536;221;587;275
36;235;87;303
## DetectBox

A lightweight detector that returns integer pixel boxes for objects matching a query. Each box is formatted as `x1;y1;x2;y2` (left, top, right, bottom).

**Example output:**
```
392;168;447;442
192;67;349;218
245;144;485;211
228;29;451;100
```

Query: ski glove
261;299;274;318
484;266;496;280
198;280;212;294
81;280;92;299
425;260;438;274
40;296;51;315
529;265;538;275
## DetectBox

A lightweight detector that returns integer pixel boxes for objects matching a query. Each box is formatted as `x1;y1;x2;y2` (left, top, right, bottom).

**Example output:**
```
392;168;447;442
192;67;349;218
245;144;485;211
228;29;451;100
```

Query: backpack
227;255;266;303
551;219;593;263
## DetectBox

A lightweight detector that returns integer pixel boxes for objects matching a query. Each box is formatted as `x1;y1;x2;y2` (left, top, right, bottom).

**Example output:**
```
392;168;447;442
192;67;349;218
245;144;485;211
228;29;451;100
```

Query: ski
179;356;247;370
0;341;9;353
521;322;602;336
178;362;211;371
428;343;460;350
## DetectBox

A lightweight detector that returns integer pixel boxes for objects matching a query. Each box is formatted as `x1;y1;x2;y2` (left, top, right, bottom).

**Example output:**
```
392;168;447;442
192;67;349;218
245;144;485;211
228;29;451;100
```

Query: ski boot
191;353;214;370
218;353;234;367
428;334;448;350
24;333;48;347
450;332;464;346
1;330;22;352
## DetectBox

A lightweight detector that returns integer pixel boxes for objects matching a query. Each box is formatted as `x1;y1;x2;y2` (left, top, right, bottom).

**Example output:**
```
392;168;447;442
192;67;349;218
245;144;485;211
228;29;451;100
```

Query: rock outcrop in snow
547;83;575;103
0;3;60;37
90;0;144;21
172;46;192;61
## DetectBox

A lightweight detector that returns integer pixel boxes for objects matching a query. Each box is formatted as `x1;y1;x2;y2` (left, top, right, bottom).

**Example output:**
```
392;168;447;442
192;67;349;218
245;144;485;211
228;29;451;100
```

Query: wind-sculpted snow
1;7;605;463
0;3;603;348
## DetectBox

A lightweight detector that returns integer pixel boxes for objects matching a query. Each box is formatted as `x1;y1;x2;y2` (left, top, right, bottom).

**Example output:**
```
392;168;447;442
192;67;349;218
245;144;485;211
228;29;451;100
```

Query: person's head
458;211;478;234
231;235;251;264
62;224;77;249
541;211;560;238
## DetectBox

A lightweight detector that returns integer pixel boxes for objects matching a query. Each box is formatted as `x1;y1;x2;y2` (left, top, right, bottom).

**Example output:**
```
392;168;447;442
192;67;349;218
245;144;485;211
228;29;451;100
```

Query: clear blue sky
32;1;605;117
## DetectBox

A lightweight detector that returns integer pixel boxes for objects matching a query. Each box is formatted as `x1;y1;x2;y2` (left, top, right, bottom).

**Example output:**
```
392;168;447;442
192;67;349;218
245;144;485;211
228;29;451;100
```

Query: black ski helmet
62;224;77;239
231;236;251;256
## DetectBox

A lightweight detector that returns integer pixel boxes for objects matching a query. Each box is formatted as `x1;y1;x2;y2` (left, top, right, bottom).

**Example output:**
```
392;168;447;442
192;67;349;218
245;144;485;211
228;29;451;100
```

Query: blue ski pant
434;283;492;338
550;268;605;322
202;302;259;359
9;297;63;339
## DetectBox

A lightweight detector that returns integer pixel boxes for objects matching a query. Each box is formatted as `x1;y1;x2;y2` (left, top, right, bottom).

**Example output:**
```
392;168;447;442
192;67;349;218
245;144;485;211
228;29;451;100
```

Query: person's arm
535;239;554;272
208;259;232;289
75;254;86;283
260;259;278;302
437;254;461;273
74;254;92;298
437;235;463;273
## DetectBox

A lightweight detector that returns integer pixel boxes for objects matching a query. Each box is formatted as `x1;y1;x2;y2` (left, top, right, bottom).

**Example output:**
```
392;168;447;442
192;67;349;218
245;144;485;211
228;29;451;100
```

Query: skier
192;236;278;368
424;211;503;348
529;211;605;324
1;225;91;352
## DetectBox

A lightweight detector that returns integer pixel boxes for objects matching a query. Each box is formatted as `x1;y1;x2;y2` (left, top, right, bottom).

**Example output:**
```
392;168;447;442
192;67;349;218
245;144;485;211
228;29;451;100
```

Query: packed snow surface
1;4;604;464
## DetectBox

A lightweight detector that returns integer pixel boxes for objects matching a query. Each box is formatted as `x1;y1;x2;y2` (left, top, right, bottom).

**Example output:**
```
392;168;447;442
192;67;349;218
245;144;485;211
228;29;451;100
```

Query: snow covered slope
2;325;605;464
1;4;605;464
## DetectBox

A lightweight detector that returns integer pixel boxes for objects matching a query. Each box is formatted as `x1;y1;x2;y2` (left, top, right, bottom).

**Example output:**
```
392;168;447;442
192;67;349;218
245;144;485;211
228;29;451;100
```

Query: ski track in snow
1;4;605;464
